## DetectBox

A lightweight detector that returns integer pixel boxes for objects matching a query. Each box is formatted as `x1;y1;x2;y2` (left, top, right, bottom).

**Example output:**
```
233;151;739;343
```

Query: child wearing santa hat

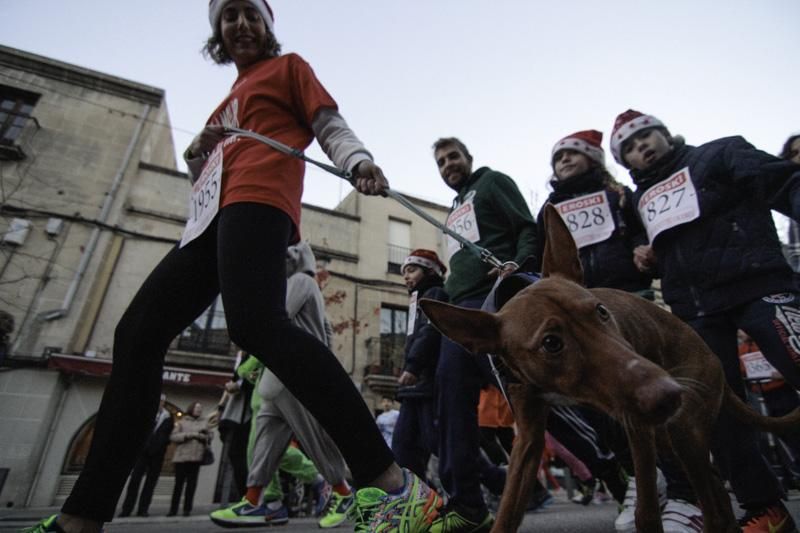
612;108;800;533
536;129;652;296
392;250;448;482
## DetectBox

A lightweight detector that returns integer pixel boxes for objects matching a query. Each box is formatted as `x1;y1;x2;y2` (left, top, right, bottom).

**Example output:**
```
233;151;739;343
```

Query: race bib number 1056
180;146;223;248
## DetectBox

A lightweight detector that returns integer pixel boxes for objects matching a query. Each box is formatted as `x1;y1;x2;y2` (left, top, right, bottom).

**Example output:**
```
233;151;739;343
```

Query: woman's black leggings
170;462;200;514
62;203;393;522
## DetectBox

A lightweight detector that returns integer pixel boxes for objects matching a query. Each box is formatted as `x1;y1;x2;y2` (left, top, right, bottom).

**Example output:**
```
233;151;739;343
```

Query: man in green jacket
429;137;537;532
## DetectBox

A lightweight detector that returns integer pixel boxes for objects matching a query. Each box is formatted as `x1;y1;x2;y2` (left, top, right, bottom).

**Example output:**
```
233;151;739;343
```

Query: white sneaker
661;499;703;532
614;470;667;532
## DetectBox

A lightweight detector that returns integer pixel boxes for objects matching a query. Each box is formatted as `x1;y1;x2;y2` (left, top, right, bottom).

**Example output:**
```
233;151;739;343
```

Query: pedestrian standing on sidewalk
119;393;173;518
23;2;440;532
168;402;213;517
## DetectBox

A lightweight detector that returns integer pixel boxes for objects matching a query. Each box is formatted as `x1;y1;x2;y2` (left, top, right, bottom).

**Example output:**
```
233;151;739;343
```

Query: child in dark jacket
392;249;448;482
536;129;653;296
612;109;800;533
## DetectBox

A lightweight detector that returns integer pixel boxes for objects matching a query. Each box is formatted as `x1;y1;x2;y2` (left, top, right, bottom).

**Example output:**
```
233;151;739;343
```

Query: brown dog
420;204;800;533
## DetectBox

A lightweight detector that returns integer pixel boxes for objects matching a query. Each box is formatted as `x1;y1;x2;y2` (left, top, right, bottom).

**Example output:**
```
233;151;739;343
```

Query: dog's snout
634;376;682;423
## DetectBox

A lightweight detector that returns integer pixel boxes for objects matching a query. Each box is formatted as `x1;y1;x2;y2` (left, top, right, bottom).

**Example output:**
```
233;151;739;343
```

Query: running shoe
350;469;442;532
614;471;667;532
312;479;333;517
209;498;268;527
661;499;704;533
429;507;494;533
20;516;105;533
263;501;289;526
21;516;63;533
318;491;354;528
739;501;798;533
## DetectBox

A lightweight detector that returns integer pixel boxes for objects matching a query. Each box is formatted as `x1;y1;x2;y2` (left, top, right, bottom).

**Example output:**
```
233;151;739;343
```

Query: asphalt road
3;494;799;532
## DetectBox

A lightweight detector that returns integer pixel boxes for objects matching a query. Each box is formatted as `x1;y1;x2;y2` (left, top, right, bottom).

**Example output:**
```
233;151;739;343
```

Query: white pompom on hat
208;0;275;34
551;129;605;168
610;109;665;165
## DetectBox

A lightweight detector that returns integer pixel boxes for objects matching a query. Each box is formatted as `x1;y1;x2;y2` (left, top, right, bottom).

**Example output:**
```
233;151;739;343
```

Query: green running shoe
20;516;104;533
351;469;442;532
428;508;494;533
318;491;354;528
21;516;62;533
209;498;268;527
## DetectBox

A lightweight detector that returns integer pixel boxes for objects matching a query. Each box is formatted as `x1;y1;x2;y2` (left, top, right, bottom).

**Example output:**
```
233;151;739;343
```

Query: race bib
740;350;778;380
637;167;700;243
554;191;615;248
180;145;223;248
407;291;418;335
446;196;480;257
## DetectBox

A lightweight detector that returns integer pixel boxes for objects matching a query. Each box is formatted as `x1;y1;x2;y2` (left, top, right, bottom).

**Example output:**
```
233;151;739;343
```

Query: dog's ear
420;299;502;354
541;204;584;284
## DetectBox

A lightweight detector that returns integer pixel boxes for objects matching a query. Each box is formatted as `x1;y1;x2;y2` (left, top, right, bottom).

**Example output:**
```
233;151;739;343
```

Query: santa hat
610;109;665;165
551;130;605;168
402;249;447;278
209;0;275;34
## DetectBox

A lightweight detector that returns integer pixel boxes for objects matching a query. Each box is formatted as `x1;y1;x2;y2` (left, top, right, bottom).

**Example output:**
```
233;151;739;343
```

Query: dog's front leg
492;384;549;533
625;423;663;533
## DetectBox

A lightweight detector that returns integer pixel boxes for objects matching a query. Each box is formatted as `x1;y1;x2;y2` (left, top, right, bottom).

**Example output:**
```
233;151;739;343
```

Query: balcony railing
387;244;410;274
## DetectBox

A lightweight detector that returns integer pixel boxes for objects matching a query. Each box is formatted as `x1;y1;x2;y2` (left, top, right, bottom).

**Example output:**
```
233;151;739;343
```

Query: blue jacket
631;136;800;319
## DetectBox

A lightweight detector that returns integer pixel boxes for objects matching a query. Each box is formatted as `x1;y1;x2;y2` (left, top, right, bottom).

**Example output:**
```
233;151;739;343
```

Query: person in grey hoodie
210;241;354;529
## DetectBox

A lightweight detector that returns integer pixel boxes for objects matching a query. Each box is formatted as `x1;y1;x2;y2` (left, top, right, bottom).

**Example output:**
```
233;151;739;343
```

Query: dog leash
222;127;510;270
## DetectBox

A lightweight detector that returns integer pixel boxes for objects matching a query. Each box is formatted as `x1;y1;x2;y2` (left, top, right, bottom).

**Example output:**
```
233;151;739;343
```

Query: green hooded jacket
445;166;538;302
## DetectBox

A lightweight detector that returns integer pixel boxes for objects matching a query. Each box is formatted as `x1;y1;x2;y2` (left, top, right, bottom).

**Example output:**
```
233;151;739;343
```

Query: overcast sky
2;1;798;234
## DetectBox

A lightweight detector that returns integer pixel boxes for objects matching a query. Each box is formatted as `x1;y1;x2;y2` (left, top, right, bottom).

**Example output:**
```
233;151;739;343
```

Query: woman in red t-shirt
39;2;440;533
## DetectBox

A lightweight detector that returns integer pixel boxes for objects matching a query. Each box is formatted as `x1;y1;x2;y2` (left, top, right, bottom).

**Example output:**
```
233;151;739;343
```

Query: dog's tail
723;387;800;434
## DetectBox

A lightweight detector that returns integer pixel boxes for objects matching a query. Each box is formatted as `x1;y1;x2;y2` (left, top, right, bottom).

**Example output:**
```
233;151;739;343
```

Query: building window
0;85;39;146
176;295;231;355
387;218;410;274
378;305;407;375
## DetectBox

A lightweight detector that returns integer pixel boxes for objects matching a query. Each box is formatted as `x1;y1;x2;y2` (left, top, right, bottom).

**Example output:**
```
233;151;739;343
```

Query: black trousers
170;462;200;514
686;292;800;508
62;204;393;522
120;452;164;515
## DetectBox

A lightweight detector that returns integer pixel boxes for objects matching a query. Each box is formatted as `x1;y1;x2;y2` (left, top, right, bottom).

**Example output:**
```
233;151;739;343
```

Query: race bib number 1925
180;145;223;248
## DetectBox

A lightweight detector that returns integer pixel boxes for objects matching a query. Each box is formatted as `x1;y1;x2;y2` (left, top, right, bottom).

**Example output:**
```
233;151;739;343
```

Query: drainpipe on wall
23;373;71;507
34;103;151;329
350;284;359;375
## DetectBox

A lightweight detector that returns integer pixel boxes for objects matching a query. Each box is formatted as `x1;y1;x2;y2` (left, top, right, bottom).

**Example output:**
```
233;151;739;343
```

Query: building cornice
0;45;164;106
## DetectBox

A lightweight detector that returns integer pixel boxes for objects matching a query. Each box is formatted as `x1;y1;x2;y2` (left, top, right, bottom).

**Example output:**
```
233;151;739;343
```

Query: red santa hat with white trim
610;109;665;166
402;249;447;278
209;0;275;34
551;130;605;168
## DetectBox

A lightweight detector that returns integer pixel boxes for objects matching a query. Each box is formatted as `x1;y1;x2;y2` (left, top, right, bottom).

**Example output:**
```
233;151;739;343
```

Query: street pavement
2;493;799;532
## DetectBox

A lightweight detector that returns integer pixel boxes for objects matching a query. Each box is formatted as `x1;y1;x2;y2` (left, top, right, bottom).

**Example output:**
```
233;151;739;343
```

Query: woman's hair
185;401;201;417
780;134;800;160
202;28;282;65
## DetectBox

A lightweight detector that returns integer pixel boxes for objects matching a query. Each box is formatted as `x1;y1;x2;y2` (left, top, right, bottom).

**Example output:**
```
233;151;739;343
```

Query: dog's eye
541;334;563;353
596;304;610;321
